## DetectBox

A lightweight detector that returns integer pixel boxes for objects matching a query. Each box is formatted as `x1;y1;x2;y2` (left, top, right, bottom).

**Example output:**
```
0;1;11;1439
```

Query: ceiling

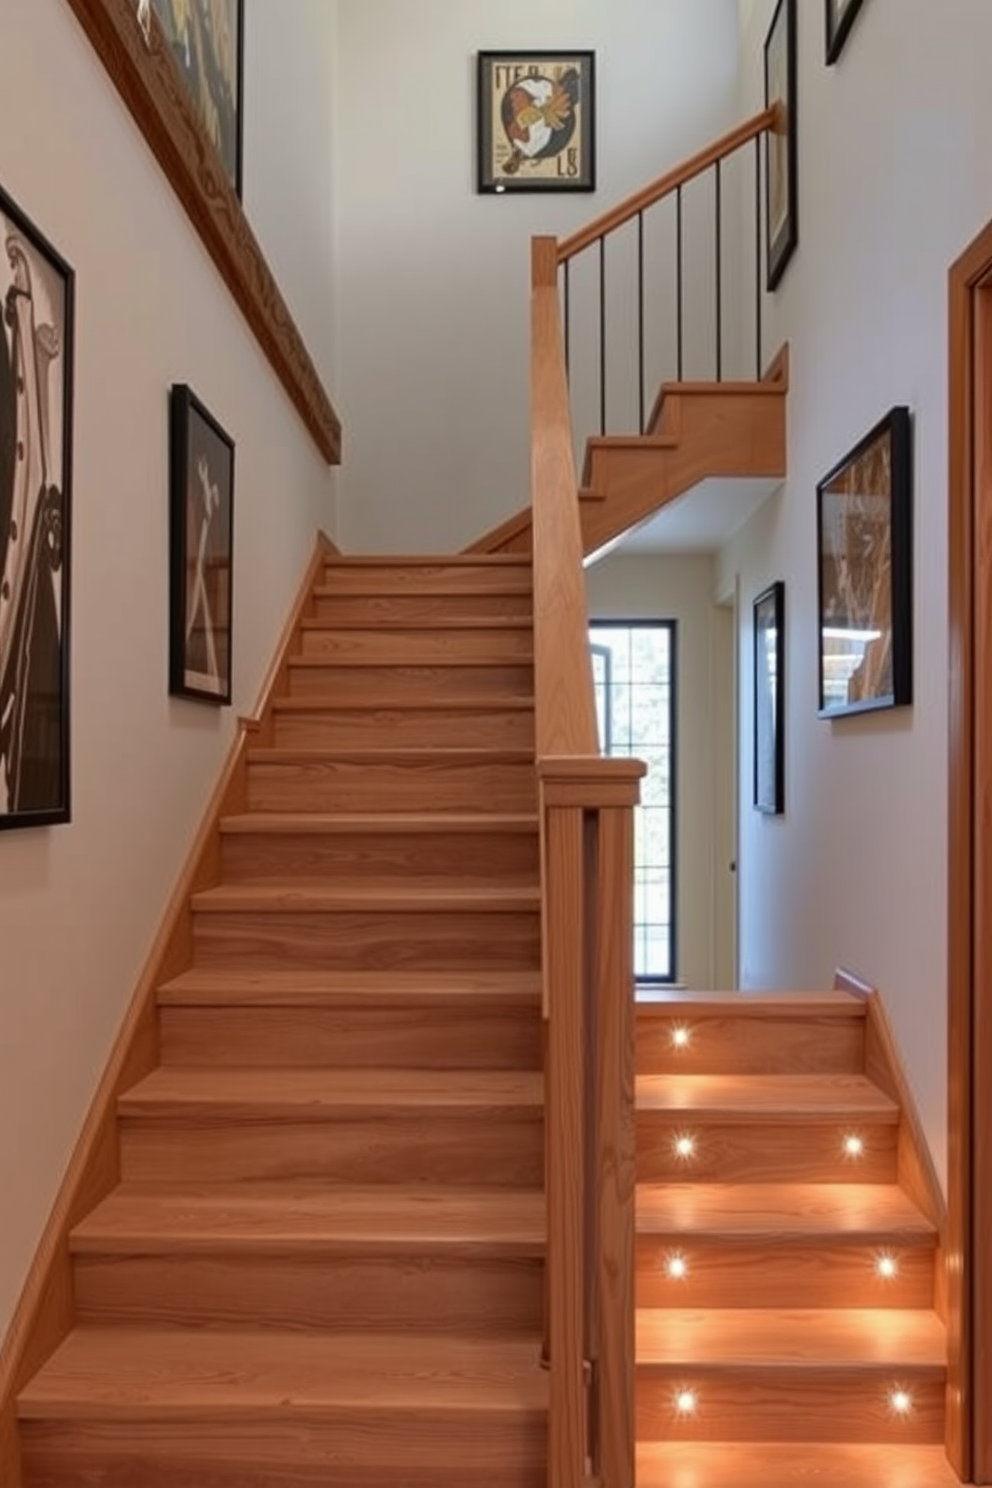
597;475;783;560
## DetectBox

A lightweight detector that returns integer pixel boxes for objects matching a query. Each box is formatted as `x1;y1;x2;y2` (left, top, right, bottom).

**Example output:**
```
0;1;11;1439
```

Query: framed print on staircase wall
477;51;596;193
825;0;867;65
753;582;785;815
151;0;245;197
763;0;798;291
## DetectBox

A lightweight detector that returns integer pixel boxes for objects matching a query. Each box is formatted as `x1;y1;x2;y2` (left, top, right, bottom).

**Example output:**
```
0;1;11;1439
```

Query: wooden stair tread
288;652;534;668
219;812;539;835
190;883;541;912
72;1183;545;1253
299;617;532;633
271;696;536;714
17;1327;548;1417
635;1443;961;1487
637;1183;936;1240
323;555;532;567
157;968;542;1007
246;746;534;763
637;1073;898;1119
120;1067;544;1116
636;1309;946;1368
636;988;864;1015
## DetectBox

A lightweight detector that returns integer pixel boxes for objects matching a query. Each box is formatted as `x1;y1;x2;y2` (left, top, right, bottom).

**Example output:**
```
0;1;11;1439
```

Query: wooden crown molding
63;0;341;465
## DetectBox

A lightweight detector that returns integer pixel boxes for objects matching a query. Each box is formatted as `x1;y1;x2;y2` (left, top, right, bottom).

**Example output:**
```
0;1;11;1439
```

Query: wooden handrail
557;104;778;264
531;237;599;759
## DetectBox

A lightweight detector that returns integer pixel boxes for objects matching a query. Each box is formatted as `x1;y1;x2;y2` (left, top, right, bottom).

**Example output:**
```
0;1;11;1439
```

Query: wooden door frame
948;218;992;1484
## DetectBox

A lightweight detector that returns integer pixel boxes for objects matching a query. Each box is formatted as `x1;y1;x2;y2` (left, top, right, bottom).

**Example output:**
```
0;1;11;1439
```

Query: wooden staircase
13;554;549;1488
633;991;959;1487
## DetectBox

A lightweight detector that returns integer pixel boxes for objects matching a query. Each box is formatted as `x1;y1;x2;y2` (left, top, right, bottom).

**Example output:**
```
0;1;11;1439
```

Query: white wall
0;0;335;1339
585;553;736;989
332;0;740;554
723;0;992;1189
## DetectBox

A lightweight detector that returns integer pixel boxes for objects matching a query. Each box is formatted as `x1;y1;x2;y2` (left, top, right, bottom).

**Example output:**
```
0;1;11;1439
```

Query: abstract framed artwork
817;406;912;719
763;0;798;291
0;183;75;831
753;582;785;815
169;385;234;704
477;51;596;193
825;0;867;65
151;0;245;196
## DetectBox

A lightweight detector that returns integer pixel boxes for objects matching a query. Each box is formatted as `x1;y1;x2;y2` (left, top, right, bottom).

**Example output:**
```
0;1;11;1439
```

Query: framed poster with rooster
477;51;596;193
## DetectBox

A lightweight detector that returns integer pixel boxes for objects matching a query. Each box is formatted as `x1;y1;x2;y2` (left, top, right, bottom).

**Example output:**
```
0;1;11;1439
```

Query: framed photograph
169;385;234;704
754;582;785;814
825;0;867;64
763;0;798;291
477;51;596;193
0;184;75;831
817;406;912;719
152;0;245;196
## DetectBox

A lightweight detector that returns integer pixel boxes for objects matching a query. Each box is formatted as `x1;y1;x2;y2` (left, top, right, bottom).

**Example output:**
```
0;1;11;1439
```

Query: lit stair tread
636;1072;898;1119
71;1183;545;1254
637;1183;936;1240
157;968;542;1008
119;1067;544;1118
636;1308;945;1368
636;987;864;1014
17;1327;548;1417
219;811;540;834
635;1442;962;1487
190;883;541;912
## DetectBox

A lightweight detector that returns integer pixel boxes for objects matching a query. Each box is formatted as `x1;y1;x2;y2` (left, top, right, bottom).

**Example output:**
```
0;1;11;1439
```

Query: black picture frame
753;582;785;815
817;406;913;719
825;0;867;64
477;50;596;194
151;0;245;197
169;385;235;705
763;0;798;291
0;183;75;832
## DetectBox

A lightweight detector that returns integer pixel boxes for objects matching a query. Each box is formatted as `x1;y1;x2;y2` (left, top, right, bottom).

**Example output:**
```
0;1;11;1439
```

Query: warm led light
876;1254;899;1280
843;1134;865;1159
671;1024;692;1050
890;1389;913;1416
666;1253;689;1281
673;1134;697;1161
675;1388;698;1416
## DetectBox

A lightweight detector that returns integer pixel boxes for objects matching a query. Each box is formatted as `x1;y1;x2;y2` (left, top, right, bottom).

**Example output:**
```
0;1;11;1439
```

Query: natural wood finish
245;747;538;814
62;0;340;462
637;998;865;1076
312;587;533;623
637;1071;899;1118
297;625;534;663
557;105;778;264
157;966;542;1007
637;1305;945;1367
530;236;599;760
637;1442;962;1487
271;697;535;750
286;659;534;701
637;1117;898;1186
0;537;333;1488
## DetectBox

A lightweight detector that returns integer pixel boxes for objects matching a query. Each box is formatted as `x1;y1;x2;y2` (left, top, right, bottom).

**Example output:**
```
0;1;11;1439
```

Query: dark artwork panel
152;0;244;194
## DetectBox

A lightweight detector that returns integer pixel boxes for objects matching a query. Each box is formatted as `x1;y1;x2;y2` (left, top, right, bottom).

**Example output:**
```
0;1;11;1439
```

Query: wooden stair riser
311;591;533;624
637;1010;865;1076
245;758;537;814
19;1415;546;1488
118;1114;544;1185
635;1235;936;1310
159;1004;542;1070
636;1370;945;1445
286;662;533;701
218;823;540;885
297;628;533;665
73;1252;544;1334
321;559;533;592
637;1119;898;1184
271;704;535;751
190;908;541;973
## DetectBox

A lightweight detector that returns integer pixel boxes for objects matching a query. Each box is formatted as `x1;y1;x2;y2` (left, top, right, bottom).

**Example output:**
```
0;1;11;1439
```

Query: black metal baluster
676;185;684;381
715;159;723;382
755;133;763;379
599;236;607;436
637;211;646;434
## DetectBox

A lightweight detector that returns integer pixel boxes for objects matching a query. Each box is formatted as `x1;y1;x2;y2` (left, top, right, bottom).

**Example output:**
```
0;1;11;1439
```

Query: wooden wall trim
62;0;341;465
0;532;331;1488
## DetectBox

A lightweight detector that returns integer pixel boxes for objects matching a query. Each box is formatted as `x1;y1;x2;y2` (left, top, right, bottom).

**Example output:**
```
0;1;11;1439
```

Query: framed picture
817;407;912;719
0;184;75;831
169;385;234;704
152;0;245;196
754;582;785;814
763;0;798;291
825;0;867;64
477;51;596;193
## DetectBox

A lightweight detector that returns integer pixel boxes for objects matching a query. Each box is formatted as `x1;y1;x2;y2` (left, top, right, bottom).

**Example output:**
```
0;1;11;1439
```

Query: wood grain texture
62;0;340;463
637;1003;865;1076
157;966;543;1007
286;660;534;701
271;697;536;750
636;1442;961;1487
637;1117;898;1185
312;587;533;624
298;625;534;663
245;748;538;814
